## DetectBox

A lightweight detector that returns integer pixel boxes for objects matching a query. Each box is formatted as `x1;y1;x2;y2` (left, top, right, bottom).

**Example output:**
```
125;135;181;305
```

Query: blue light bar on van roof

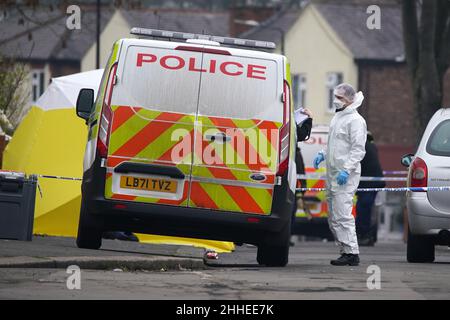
130;27;276;50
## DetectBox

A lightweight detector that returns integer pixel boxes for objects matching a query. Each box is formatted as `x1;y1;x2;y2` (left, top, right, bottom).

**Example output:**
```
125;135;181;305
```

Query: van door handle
205;133;231;143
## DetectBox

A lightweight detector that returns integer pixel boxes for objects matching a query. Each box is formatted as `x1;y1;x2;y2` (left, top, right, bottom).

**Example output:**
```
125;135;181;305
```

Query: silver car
402;108;450;263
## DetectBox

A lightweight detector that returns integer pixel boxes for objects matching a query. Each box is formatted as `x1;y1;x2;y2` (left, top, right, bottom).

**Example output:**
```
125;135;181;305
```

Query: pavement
0;236;207;271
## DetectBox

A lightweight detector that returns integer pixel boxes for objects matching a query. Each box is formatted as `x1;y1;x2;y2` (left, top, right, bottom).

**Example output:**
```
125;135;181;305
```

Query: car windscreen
112;45;201;114
197;54;281;122
426;119;450;157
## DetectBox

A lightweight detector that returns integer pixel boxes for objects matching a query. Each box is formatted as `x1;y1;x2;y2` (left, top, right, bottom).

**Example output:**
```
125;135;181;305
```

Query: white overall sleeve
342;118;367;173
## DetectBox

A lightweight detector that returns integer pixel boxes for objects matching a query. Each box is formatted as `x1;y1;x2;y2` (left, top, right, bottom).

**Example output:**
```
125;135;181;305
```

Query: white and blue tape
296;186;450;192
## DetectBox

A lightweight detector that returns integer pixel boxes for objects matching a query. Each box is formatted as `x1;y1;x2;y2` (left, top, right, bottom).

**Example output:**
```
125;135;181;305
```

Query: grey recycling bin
0;171;37;241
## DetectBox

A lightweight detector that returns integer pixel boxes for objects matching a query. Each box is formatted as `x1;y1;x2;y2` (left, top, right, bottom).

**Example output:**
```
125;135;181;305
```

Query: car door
104;44;200;206
189;50;283;214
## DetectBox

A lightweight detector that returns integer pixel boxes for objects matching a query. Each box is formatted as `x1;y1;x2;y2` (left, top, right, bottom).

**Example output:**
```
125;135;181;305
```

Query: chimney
229;3;278;37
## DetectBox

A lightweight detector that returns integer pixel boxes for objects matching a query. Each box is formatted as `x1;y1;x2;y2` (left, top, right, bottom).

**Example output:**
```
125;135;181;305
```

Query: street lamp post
234;19;285;56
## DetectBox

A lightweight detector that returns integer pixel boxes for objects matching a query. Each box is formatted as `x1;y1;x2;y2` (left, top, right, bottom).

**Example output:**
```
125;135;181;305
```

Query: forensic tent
2;69;234;253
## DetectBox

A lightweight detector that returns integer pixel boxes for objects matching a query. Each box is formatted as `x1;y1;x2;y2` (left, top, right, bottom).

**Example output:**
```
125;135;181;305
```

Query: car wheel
257;221;291;267
76;200;103;250
407;229;435;263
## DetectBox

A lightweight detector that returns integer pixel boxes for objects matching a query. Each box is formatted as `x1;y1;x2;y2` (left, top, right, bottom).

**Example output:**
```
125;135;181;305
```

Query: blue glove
337;170;349;185
313;152;325;169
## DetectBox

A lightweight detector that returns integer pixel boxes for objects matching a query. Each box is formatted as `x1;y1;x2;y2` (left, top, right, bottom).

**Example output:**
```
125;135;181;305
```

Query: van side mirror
401;153;414;167
76;88;94;121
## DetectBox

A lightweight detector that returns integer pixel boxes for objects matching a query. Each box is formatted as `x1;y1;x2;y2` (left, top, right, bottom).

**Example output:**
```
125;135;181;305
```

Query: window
426;119;450;157
292;74;306;109
31;69;45;102
326;72;343;112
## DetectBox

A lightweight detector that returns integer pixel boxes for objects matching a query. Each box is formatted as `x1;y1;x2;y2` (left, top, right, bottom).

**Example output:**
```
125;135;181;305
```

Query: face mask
333;98;345;111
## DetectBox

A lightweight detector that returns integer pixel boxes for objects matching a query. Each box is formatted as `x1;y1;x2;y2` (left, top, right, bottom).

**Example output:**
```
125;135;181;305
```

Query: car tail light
277;80;291;176
97;63;117;158
409;157;428;191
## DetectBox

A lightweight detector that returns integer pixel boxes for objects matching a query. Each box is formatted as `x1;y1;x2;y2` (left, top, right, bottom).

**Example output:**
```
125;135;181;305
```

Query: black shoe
330;254;360;266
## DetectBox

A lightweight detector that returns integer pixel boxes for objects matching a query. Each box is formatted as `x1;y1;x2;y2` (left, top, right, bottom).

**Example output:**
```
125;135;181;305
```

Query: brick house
241;1;450;174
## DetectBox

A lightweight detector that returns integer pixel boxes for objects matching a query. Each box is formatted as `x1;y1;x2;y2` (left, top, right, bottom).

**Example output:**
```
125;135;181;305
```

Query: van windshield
426;119;450;157
198;54;281;122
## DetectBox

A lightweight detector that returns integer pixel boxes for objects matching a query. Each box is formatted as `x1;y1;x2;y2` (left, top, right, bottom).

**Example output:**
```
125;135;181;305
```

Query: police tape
38;175;82;181
35;175;83;198
297;174;407;181
383;170;408;175
296;186;450;192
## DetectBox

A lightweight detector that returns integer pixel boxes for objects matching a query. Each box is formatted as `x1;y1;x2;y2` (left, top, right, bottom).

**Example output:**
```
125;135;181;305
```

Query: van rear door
189;50;283;214
104;44;199;206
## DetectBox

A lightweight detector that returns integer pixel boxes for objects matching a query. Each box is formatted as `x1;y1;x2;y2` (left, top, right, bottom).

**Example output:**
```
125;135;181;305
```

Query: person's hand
302;108;313;118
337;171;349;185
313;152;325;169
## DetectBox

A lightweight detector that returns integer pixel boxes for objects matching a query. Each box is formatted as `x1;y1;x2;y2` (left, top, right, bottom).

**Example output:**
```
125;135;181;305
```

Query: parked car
401;108;450;263
75;28;297;266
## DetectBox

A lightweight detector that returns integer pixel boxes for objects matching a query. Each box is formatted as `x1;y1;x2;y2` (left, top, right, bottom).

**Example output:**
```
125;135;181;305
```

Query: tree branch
436;0;450;79
402;0;419;78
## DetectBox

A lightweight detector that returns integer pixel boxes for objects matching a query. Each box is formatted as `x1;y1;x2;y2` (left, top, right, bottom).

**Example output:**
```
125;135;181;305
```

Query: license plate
120;176;178;193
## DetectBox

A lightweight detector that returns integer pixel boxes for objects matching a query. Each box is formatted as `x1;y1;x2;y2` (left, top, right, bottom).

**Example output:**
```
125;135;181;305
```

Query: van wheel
407;230;435;263
257;222;291;267
76;201;103;250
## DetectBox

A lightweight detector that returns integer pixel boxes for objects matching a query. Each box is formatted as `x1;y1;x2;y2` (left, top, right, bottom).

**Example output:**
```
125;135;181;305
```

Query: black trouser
355;191;378;237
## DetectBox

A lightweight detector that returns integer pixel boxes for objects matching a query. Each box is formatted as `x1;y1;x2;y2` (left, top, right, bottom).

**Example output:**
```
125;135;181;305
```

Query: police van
75;28;297;266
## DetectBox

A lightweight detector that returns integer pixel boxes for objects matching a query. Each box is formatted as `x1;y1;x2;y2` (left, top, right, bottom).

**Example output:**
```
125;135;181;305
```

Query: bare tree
402;0;450;140
0;55;30;136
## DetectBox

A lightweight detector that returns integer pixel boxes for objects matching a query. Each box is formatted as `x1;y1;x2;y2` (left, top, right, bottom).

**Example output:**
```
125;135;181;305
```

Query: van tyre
76;201;103;250
257;221;291;267
407;230;435;263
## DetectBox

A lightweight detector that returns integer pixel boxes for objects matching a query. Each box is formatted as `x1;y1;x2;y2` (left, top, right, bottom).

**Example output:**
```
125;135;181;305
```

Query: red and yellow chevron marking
296;167;327;218
202;115;279;174
104;106;281;214
189;129;273;215
104;106;194;205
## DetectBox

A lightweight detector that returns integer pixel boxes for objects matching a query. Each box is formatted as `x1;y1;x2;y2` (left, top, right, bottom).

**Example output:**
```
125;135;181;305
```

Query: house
241;1;450;172
0;7;114;103
0;6;230;104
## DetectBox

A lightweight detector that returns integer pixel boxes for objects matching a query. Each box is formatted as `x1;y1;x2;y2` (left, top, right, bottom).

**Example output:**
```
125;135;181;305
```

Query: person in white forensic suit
313;83;367;266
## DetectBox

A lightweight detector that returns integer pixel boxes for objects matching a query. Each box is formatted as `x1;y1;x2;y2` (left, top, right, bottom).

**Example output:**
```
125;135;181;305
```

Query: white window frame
292;73;307;110
326;72;343;113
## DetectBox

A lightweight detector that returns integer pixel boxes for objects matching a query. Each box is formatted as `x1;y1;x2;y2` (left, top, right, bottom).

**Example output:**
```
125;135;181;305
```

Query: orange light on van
114;204;127;210
247;217;260;223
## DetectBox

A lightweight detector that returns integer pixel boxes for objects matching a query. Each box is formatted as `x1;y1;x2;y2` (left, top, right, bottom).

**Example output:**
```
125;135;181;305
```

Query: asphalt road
0;237;449;300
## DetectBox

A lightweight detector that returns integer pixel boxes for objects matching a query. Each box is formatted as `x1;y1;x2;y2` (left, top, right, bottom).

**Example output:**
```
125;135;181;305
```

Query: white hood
343;91;364;113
